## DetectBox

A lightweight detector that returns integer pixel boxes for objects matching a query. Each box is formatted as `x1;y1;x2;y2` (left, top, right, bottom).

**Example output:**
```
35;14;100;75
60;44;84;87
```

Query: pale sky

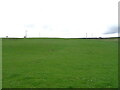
0;0;119;38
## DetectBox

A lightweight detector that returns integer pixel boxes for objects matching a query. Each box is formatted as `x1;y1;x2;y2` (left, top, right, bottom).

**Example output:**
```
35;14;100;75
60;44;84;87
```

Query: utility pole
24;30;27;38
39;32;40;37
25;30;27;37
86;33;87;39
91;33;93;38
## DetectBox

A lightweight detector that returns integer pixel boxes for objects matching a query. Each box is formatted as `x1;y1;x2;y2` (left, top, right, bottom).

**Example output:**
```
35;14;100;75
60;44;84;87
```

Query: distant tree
24;36;26;38
99;37;102;39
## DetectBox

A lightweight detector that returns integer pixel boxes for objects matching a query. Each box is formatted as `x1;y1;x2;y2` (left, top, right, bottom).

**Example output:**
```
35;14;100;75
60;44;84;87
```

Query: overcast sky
0;0;119;38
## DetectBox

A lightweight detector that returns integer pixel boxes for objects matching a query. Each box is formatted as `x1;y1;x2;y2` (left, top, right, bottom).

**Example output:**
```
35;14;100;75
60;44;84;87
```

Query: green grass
0;38;2;89
2;38;118;88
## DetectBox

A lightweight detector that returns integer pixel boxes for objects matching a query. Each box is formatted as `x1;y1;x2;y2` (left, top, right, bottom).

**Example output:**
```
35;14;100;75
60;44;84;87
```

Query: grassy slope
2;38;118;88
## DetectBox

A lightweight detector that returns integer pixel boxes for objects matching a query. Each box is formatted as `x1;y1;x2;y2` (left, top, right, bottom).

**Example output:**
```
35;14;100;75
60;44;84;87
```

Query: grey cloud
104;26;119;34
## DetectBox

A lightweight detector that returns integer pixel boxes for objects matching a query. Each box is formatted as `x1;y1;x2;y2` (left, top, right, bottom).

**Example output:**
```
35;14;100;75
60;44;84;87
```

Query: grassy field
0;39;2;89
2;38;118;88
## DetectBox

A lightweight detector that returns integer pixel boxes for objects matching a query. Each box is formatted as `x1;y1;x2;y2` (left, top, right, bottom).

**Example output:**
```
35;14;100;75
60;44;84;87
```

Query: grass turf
2;38;118;88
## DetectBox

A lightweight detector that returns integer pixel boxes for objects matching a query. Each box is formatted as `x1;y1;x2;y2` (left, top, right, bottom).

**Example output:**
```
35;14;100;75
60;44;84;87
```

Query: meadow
2;38;118;88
